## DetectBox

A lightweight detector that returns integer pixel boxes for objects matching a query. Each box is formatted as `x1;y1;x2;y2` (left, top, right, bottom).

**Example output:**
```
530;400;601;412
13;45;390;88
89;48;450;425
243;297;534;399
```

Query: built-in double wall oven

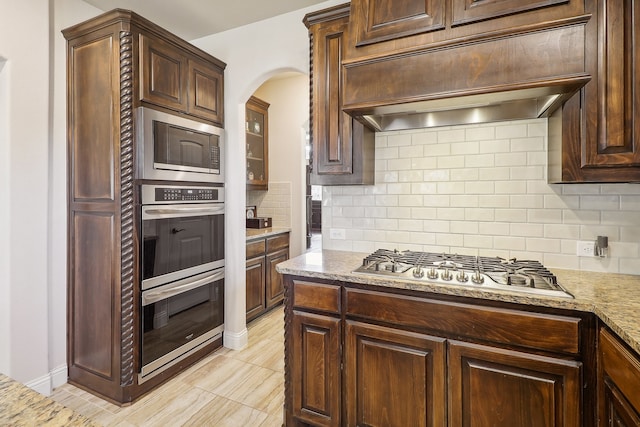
137;108;225;383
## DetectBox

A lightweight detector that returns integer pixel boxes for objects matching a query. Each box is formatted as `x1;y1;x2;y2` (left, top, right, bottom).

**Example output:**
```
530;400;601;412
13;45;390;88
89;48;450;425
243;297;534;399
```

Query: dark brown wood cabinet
598;328;640;426
246;232;289;322
449;340;581;426
288;280;342;427
550;0;640;182
139;32;224;126
63;10;225;404
345;321;446;427
246;96;269;190
304;5;375;186
283;276;596;426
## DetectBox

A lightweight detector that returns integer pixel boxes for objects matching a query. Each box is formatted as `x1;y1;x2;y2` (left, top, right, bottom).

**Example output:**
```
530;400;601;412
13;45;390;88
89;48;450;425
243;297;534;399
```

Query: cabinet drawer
345;288;581;355
246;239;266;258
266;233;289;253
293;280;341;315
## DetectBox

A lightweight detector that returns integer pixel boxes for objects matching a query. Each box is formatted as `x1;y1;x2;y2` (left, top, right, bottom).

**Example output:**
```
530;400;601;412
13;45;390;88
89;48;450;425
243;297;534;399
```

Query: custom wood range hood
340;8;592;132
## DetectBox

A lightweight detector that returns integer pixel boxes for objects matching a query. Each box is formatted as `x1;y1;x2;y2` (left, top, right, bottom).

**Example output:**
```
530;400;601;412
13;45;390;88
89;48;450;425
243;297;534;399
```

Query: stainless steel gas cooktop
353;249;573;298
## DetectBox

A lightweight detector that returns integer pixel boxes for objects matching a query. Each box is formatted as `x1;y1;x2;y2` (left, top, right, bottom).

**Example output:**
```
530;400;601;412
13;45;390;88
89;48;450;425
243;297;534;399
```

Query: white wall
0;58;9;374
252;73;310;258
0;0;101;392
191;0;342;349
322;119;640;275
0;0;51;388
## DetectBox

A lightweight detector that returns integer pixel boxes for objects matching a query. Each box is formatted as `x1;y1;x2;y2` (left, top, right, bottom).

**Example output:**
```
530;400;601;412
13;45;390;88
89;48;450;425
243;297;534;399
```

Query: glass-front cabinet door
246;96;269;190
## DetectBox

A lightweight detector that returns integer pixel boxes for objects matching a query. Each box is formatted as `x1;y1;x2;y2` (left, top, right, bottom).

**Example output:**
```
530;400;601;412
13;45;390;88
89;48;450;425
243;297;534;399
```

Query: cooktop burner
353;249;573;298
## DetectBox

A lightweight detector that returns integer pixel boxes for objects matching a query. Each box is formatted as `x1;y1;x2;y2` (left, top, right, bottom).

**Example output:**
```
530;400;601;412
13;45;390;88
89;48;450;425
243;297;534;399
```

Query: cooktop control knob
412;266;424;278
441;268;453;281
456;271;469;283
427;267;438;280
471;271;484;284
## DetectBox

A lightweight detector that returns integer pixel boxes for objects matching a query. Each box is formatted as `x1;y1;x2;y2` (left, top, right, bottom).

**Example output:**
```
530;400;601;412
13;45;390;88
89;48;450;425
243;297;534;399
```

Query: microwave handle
143;205;224;219
142;269;224;306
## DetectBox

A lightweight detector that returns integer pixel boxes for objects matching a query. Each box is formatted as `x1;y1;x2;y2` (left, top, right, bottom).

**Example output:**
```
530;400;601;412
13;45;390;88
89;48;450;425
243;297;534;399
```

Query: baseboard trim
223;328;248;350
24;364;67;396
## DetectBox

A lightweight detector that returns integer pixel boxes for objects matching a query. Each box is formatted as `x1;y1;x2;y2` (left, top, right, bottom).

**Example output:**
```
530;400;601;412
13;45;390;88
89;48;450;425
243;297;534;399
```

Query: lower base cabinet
284;277;595;427
449;340;581;426
345;321;446;427
598;328;640;427
246;232;289;322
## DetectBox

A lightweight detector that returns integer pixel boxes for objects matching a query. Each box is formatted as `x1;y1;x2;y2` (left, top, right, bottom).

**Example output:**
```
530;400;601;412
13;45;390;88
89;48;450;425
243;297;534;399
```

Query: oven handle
143;205;224;219
142;269;224;306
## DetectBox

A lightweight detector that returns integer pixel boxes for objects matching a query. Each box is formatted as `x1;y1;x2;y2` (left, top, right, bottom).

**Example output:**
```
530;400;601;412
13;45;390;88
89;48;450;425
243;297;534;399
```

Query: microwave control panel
142;184;224;204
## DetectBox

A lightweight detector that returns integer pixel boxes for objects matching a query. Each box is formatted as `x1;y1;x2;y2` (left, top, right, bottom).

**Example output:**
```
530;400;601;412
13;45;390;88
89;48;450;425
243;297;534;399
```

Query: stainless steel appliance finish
354;249;573;298
140;268;224;383
139;184;225;382
137;107;224;183
141;184;225;290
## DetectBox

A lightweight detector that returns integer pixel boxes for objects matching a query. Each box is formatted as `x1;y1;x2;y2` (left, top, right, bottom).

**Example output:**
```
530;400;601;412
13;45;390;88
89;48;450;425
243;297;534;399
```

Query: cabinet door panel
451;0;567;26
599;328;640;426
345;321;446;427
188;58;223;126
291;311;341;427
588;0;640;166
266;248;288;308
352;0;445;46
314;17;353;175
139;34;187;111
449;340;581;427
245;256;266;322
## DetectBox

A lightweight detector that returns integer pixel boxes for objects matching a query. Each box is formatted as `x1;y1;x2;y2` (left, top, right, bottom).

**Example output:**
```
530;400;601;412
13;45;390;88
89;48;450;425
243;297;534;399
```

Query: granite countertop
246;227;290;241
0;373;99;426
276;249;640;355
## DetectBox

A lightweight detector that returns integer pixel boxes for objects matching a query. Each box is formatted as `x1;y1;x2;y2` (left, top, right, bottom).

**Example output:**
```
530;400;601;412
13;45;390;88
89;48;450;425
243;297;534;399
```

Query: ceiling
82;0;328;40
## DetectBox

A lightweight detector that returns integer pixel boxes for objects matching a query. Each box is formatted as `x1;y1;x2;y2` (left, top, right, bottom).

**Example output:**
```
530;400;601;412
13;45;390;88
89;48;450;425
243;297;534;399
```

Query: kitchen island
277;250;640;427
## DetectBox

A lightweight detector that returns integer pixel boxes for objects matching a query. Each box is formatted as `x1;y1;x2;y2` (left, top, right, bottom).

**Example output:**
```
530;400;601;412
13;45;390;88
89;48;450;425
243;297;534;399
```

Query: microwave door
154;122;213;173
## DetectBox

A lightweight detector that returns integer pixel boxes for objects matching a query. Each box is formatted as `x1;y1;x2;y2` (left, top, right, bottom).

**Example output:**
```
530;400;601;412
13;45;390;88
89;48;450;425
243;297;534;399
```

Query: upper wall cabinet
351;0;445;46
139;31;225;126
344;0;584;62
550;0;640;182
304;5;375;186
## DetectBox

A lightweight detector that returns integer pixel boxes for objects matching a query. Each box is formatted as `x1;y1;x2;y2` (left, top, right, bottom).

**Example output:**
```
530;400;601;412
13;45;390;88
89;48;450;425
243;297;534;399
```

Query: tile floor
50;306;286;427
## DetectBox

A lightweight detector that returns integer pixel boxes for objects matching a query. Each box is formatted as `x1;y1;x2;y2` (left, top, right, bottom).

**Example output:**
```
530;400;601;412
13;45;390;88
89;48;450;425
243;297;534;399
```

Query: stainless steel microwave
137;107;224;183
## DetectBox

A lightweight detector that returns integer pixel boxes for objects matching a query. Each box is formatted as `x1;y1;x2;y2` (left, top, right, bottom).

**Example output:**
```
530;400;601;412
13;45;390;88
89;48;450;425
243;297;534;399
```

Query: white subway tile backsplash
320;119;640;275
465;153;495;168
387;133;412;146
494;209;527;222
451;168;480;181
495;181;527;194
495;153;527;167
495;123;528;138
438;128;466;143
437;155;465;168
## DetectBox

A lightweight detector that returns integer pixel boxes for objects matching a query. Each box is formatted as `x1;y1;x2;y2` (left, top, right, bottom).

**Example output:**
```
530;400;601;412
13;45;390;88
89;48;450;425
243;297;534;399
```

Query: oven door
140;268;224;381
142;203;224;290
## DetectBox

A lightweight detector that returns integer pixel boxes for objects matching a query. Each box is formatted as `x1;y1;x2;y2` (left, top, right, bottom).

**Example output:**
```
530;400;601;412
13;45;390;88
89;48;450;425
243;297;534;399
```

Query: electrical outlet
577;241;596;257
329;228;346;240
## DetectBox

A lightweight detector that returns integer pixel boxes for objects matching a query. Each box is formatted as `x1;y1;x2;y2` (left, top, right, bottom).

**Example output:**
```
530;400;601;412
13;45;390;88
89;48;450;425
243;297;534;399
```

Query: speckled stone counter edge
246;227;290;241
276;249;640;355
0;373;99;427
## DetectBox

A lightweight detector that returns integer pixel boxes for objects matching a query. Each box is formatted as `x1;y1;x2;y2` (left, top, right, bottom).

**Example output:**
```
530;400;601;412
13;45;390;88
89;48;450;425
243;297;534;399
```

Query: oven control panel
141;184;225;204
155;187;218;202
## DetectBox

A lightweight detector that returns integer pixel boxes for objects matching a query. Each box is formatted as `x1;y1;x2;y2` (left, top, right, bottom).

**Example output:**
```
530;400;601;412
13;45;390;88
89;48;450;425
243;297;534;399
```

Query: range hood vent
341;20;592;133
350;78;590;132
